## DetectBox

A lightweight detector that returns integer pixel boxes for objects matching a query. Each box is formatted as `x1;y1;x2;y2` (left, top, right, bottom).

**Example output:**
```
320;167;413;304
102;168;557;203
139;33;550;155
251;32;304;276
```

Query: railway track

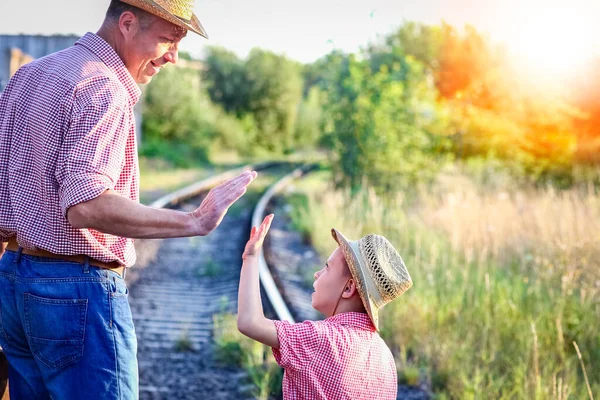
1;160;429;399
128;162;308;400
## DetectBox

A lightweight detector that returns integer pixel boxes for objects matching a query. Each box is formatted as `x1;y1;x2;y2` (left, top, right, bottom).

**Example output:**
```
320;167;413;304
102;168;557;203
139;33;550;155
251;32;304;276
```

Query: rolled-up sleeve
272;320;325;371
56;102;131;217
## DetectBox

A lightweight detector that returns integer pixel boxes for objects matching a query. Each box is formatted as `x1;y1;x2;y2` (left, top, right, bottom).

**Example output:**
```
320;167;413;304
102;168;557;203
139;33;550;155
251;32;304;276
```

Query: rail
250;164;315;323
149;161;276;209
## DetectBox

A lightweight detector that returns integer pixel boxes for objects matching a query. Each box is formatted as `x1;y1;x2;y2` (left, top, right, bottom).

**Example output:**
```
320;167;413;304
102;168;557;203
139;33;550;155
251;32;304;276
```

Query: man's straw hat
119;0;208;38
331;229;412;330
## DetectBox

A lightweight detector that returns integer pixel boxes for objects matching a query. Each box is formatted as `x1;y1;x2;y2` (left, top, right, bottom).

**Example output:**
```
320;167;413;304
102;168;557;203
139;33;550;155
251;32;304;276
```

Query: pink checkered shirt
273;312;398;400
0;32;141;267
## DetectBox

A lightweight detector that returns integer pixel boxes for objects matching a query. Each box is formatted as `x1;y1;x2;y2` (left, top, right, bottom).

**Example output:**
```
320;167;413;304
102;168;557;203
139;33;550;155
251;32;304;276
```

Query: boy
238;214;413;399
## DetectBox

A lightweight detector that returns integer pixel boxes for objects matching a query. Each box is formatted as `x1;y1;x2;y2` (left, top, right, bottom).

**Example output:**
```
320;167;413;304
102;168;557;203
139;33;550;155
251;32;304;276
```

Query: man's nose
164;47;179;64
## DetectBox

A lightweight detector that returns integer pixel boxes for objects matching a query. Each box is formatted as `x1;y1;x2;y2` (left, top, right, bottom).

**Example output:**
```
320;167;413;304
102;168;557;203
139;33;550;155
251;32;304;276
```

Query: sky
1;0;600;66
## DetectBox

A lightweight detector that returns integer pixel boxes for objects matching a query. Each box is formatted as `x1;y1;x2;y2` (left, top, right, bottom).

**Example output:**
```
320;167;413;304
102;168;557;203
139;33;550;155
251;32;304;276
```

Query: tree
202;46;250;116
323;54;451;191
243;49;303;153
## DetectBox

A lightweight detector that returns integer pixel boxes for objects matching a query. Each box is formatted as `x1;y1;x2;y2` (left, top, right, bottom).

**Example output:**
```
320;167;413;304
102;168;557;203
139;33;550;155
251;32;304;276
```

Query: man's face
311;247;350;317
123;15;187;84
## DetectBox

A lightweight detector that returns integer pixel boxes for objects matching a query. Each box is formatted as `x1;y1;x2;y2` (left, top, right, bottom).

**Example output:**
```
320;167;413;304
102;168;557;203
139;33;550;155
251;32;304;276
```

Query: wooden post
0;348;8;400
9;47;34;78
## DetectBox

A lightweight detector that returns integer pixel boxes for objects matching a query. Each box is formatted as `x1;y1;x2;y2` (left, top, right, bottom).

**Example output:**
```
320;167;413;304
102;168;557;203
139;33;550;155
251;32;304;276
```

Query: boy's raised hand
242;214;274;260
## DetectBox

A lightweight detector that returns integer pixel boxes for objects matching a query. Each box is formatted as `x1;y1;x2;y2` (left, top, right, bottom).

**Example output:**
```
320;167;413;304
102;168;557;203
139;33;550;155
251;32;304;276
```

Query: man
0;1;254;399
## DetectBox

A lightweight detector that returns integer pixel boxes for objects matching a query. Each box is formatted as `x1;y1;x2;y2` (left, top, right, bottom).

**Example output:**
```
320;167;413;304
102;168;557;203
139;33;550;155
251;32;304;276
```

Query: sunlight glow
504;6;598;79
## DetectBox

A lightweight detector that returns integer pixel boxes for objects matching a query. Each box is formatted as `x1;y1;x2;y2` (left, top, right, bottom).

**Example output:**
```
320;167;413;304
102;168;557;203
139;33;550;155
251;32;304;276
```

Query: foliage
142;20;600;182
202;47;251;116
174;329;194;352
363;21;599;182
568;56;600;163
142;64;257;164
294;87;324;150
202;46;304;154
142;66;213;166
368;21;444;74
322;52;452;192
301;50;349;95
289;171;600;399
244;48;304;153
213;313;282;399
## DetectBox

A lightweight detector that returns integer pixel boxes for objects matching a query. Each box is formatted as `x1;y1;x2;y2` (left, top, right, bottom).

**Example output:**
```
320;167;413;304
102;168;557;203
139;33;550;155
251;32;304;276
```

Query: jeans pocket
23;293;88;369
109;274;129;298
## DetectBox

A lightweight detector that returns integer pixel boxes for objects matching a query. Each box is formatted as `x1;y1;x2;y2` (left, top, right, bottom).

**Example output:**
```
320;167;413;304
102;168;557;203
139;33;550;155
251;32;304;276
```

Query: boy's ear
341;278;359;299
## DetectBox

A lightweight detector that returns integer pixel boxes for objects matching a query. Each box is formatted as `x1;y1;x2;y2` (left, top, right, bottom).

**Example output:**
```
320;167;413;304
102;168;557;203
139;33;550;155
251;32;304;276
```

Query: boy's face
311;248;351;317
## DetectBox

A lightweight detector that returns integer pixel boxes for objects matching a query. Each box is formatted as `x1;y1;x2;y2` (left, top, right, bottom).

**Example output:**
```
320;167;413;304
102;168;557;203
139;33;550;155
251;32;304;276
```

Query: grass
286;167;600;399
197;258;222;277
138;152;263;204
139;157;212;204
213;313;283;399
174;329;195;352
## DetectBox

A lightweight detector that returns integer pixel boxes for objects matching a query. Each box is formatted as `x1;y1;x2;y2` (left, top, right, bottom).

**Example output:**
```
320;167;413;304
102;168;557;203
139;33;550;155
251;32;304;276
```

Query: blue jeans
0;248;138;399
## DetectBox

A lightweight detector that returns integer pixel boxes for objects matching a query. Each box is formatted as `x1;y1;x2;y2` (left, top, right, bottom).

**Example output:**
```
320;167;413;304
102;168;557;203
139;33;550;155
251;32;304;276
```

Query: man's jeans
0;248;138;399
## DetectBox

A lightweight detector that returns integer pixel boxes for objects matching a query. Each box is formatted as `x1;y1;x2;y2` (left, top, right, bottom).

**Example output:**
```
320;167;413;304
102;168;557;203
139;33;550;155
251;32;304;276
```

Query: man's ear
341;278;359;299
118;11;139;39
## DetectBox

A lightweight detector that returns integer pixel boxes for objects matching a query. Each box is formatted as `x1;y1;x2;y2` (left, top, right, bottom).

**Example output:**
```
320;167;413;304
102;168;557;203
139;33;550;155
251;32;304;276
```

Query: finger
224;186;247;207
227;170;256;189
210;172;250;195
257;214;274;238
261;214;273;228
218;170;257;197
264;214;274;232
243;168;257;178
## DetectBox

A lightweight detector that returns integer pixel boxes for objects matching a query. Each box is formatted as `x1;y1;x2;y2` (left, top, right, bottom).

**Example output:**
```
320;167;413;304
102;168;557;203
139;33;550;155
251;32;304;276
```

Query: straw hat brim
119;0;208;38
331;228;379;330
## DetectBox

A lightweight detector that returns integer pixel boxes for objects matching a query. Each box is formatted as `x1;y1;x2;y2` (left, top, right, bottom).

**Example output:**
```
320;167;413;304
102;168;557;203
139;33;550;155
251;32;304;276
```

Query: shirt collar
325;312;376;332
75;32;142;106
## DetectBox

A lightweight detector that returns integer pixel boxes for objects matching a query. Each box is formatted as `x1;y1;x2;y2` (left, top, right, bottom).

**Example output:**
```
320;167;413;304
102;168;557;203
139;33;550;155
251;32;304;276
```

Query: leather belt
6;237;125;277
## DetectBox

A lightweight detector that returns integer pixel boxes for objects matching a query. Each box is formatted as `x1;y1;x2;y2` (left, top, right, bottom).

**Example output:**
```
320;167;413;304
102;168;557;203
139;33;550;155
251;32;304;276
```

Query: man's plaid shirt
0;32;141;266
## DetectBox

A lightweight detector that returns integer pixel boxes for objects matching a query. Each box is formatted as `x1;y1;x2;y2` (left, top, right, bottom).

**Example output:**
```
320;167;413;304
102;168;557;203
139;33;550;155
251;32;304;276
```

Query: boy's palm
242;214;274;260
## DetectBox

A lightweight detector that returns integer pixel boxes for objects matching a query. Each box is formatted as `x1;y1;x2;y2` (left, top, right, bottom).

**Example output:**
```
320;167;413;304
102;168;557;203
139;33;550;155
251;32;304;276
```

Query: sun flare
504;6;598;78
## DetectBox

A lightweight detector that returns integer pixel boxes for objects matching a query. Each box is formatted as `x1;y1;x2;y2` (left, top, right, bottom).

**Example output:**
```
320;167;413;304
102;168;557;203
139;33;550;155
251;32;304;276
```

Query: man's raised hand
190;170;258;236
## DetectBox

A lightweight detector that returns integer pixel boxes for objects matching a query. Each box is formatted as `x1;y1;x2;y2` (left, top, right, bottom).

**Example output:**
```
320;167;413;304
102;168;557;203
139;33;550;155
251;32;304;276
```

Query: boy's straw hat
331;229;412;330
119;0;208;38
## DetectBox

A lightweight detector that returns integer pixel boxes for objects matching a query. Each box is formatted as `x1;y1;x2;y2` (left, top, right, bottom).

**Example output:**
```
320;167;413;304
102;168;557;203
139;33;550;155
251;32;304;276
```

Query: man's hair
105;0;156;30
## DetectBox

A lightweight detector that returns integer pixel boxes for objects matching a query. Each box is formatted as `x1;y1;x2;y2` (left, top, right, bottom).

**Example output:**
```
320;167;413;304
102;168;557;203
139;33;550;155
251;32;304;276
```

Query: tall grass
289;171;599;399
213;313;282;399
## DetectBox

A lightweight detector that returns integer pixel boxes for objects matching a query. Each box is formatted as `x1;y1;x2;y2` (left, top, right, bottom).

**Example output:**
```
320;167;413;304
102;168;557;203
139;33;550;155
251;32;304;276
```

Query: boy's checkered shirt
273;312;398;400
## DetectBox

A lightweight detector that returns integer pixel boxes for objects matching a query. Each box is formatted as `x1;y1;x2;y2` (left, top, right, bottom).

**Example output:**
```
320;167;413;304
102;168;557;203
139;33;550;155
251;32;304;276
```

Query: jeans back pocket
24;293;88;369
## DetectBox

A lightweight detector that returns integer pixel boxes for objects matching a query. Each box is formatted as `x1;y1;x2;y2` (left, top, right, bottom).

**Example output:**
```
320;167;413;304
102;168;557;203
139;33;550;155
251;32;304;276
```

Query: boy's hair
340;254;352;277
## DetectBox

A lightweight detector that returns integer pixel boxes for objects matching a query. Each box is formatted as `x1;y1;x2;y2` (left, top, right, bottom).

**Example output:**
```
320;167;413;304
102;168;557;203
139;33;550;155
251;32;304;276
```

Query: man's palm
191;170;257;235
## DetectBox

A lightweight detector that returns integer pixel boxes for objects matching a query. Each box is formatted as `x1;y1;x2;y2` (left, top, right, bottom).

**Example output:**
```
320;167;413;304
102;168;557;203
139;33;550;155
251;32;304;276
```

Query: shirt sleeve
272;320;325;371
56;102;131;217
